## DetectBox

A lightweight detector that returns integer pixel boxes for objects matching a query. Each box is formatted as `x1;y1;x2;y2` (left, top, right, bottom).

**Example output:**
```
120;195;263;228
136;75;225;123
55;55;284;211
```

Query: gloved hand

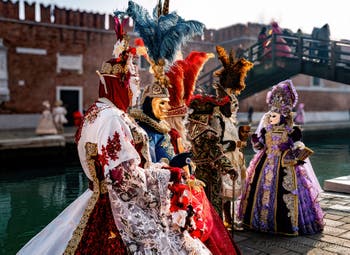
293;141;305;150
251;134;264;150
251;134;259;144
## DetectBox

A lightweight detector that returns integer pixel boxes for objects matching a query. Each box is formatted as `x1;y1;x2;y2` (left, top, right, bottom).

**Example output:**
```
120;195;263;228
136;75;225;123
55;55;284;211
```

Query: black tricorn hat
169;152;193;168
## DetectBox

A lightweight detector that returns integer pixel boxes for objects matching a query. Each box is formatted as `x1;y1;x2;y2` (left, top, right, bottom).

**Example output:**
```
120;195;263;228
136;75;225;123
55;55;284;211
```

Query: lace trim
63;142;101;254
129;108;171;134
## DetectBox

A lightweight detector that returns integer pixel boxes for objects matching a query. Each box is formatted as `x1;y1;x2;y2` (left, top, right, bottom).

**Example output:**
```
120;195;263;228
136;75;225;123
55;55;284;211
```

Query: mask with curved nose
269;111;281;125
151;97;170;120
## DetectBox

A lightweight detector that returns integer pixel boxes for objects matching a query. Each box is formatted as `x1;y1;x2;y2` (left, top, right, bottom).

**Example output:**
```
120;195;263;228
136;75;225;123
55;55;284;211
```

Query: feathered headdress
115;0;205;101
96;16;139;112
266;79;298;116
116;0;204;66
98;16;136;88
112;16;130;58
166;52;214;117
214;45;253;96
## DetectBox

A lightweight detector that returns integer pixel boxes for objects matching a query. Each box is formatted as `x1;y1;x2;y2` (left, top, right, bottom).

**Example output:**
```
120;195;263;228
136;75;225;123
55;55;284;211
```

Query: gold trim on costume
273;156;281;232
129;108;171;134
64;142;101;254
282;166;298;233
248;159;267;226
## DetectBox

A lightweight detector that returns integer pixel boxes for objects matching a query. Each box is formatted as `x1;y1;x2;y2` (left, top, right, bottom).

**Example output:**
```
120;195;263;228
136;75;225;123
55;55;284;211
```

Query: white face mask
268;111;281;125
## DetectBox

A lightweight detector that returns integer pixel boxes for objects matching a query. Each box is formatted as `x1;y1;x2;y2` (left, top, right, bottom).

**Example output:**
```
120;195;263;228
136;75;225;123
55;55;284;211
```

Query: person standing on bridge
264;21;292;58
239;79;324;236
257;26;267;60
317;23;331;64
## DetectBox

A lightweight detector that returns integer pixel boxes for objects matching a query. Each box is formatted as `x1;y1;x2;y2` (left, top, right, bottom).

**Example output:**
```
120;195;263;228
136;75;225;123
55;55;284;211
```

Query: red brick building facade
0;0;349;125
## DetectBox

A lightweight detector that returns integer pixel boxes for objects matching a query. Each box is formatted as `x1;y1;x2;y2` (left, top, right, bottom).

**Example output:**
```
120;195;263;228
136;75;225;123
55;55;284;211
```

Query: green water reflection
0;129;349;254
0;166;87;255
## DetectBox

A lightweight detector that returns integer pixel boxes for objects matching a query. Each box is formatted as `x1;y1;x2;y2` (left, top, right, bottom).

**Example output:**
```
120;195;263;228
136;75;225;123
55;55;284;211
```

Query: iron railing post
272;34;276;67
330;41;337;79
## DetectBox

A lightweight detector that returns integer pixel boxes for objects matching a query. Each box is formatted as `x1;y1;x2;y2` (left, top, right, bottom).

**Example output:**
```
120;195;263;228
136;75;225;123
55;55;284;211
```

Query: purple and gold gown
239;124;324;236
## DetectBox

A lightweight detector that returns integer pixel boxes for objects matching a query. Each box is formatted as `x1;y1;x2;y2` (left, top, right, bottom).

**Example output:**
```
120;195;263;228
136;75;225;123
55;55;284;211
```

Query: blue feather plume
114;1;204;65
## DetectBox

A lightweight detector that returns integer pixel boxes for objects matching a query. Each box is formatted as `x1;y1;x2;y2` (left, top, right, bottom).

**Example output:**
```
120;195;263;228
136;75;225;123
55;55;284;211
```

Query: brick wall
0;0;349;116
0;1;132;114
0;0;19;19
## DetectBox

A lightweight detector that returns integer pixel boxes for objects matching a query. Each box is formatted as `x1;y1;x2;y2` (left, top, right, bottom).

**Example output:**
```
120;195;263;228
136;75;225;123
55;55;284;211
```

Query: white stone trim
56;53;83;74
56;86;83;113
16;47;47;55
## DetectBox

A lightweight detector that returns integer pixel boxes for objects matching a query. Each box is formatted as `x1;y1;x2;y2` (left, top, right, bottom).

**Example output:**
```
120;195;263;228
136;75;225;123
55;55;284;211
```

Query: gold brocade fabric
63;142;102;254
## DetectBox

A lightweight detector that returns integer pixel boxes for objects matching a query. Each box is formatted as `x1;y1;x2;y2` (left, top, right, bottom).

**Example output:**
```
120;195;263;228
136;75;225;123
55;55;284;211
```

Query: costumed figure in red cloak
17;9;211;254
165;49;243;254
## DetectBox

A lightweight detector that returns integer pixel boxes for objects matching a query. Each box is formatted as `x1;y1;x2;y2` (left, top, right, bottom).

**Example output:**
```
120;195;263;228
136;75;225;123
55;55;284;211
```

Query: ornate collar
98;97;133;124
129;108;171;134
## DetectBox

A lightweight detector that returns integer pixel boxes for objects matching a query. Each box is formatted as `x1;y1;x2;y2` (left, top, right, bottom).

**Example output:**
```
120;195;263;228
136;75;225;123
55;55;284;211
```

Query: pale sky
25;0;350;41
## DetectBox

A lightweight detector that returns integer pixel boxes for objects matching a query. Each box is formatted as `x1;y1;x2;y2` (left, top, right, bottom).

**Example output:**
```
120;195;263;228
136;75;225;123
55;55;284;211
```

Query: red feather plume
114;17;129;42
166;52;213;108
182;52;213;105
166;63;185;108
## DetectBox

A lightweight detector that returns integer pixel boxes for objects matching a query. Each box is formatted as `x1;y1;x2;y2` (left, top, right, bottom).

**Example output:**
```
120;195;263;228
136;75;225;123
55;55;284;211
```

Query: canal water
0;128;349;255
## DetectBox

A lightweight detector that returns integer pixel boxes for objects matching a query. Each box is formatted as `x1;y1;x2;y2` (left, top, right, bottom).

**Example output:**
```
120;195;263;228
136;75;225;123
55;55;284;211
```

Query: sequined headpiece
266;79;298;116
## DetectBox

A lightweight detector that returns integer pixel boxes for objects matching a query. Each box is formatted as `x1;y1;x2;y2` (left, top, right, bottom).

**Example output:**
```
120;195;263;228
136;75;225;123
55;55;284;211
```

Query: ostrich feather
166;63;185;107
115;1;204;65
216;46;230;69
214;46;253;95
114;16;129;42
114;16;122;41
183;52;213;105
166;52;213;107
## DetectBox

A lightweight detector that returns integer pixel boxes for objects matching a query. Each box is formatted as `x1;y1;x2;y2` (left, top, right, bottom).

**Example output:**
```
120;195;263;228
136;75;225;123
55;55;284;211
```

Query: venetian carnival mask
269;111;281;125
151;97;170;120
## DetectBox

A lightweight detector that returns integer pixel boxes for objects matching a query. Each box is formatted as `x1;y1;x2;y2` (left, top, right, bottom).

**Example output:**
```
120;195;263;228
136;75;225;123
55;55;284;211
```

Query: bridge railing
246;34;350;67
197;34;350;93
